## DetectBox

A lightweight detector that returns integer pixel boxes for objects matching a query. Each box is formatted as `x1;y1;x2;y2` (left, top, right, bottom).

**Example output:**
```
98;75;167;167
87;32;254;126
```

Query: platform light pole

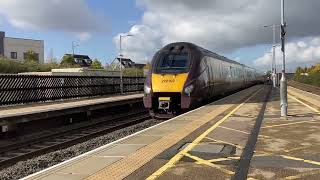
119;34;133;94
264;24;281;87
280;0;288;118
72;41;79;57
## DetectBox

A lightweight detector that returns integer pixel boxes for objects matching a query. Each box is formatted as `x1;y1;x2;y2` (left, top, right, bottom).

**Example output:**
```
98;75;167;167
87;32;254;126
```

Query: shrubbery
123;68;144;77
0;57;79;74
294;64;320;87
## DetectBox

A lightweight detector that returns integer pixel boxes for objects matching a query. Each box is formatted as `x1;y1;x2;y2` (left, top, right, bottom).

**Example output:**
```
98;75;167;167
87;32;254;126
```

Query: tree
90;59;103;69
295;66;303;77
60;55;76;66
24;50;39;63
309;64;320;73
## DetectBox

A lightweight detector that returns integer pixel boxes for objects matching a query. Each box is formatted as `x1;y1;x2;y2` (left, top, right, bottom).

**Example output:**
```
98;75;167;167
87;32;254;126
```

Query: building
0;31;44;63
64;54;92;67
109;57;145;70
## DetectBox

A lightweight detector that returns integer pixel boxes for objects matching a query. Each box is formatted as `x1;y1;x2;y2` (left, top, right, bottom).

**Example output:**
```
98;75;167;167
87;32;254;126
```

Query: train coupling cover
158;97;170;110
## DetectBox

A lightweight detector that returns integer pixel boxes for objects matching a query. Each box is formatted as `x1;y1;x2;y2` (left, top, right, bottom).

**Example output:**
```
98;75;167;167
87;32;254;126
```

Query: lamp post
280;0;288;118
119;34;133;94
72;41;79;57
264;24;281;87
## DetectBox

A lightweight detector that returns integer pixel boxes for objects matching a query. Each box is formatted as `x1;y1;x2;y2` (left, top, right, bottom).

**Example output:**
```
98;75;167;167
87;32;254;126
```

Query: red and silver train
143;42;261;118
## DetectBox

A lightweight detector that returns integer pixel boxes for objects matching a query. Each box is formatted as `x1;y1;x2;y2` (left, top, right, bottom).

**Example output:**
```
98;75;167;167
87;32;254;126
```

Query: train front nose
150;73;189;113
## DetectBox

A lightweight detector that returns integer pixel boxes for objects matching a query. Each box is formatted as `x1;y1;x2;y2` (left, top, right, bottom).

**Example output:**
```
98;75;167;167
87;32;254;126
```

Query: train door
208;58;215;98
200;57;210;97
229;66;233;91
213;60;222;95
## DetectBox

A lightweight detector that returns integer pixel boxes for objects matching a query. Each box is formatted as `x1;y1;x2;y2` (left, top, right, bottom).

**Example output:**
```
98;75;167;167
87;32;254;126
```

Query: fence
0;75;145;106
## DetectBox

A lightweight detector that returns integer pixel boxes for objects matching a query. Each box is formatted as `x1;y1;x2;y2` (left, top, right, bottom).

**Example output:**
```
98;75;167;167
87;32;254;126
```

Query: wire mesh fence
0;75;145;106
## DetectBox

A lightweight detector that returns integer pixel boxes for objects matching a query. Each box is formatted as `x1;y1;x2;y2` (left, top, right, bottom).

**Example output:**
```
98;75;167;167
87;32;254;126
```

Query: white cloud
114;25;162;62
0;0;107;40
117;0;320;63
254;37;320;71
76;32;91;42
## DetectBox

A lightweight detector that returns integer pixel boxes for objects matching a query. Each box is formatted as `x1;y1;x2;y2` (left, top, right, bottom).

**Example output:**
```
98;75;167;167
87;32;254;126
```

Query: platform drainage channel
179;143;236;163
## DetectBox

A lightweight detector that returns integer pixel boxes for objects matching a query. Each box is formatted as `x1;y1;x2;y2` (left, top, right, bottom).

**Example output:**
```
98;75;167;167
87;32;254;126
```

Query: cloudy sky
0;0;319;72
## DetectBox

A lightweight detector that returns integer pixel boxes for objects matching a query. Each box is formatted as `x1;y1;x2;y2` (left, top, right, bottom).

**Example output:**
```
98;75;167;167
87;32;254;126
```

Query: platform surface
22;84;320;180
248;87;320;179
23;85;263;180
0;93;143;125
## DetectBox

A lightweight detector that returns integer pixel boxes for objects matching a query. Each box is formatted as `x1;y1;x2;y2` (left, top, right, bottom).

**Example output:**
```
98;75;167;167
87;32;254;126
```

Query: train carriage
143;42;259;118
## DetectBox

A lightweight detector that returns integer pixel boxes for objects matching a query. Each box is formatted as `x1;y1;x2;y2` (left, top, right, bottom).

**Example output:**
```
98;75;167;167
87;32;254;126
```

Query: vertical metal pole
272;24;277;87
119;35;123;94
280;0;288;118
72;41;75;57
136;68;138;90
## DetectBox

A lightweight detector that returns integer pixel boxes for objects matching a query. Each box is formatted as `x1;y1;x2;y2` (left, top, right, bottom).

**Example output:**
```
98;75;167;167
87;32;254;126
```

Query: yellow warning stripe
208;156;240;163
146;88;262;180
261;120;317;129
185;153;235;175
205;137;245;150
159;97;170;101
278;170;320;180
283;145;313;153
280;155;320;166
247;178;259;180
288;93;319;113
218;126;250;134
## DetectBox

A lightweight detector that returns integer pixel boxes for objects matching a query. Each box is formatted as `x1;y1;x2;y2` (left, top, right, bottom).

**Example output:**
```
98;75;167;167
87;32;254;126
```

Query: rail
0;75;145;106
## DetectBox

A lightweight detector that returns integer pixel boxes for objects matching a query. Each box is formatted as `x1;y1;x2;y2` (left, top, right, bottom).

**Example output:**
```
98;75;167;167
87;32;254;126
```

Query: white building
0;31;44;63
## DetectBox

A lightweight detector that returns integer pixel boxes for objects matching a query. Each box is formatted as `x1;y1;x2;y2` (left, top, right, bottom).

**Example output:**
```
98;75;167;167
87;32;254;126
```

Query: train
143;42;261;118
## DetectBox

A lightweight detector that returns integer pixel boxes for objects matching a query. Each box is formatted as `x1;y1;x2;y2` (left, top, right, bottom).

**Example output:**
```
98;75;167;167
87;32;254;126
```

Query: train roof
163;42;255;70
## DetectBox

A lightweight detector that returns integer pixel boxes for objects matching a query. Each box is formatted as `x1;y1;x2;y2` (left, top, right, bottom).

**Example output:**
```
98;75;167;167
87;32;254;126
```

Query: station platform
22;84;320;180
0;93;143;127
248;87;320;179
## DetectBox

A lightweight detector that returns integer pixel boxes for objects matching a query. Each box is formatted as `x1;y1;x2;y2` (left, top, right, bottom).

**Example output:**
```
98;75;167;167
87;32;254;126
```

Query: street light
264;24;281;87
72;41;79;57
280;0;288;118
119;34;134;94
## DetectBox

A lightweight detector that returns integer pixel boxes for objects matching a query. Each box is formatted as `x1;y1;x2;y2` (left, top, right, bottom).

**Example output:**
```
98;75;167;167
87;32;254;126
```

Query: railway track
288;81;320;95
0;110;150;169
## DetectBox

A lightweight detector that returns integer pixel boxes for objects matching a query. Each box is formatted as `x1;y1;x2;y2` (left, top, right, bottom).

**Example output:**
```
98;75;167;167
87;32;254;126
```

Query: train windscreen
155;53;189;73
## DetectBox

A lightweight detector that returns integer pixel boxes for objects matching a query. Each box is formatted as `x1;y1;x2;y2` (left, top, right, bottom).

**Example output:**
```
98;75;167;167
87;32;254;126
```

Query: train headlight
144;85;151;94
184;84;194;95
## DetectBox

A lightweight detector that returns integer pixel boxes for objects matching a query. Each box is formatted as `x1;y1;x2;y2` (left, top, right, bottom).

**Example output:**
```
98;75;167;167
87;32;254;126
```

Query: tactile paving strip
86;86;261;180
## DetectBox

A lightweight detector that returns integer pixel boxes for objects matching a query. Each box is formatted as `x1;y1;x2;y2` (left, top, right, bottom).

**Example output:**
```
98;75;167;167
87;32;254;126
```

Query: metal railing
0;75;145;106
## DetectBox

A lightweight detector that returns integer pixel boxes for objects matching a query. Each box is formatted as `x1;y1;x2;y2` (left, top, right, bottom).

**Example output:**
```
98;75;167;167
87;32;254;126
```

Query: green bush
123;68;144;77
294;64;320;87
60;55;76;66
294;72;320;87
90;59;103;69
0;58;26;73
0;57;73;74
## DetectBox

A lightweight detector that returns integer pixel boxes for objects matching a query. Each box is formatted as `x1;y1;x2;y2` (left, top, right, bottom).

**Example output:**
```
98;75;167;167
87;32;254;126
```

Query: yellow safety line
280;155;320;166
277;170;320;180
261;120;316;129
219;126;250;134
288;94;319;113
280;170;320;180
258;134;271;138
219;126;270;138
205;137;244;150
208;156;240;163
252;153;271;157
146;88;263;180
247;178;259;180
283;145;313;153
185;153;235;175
